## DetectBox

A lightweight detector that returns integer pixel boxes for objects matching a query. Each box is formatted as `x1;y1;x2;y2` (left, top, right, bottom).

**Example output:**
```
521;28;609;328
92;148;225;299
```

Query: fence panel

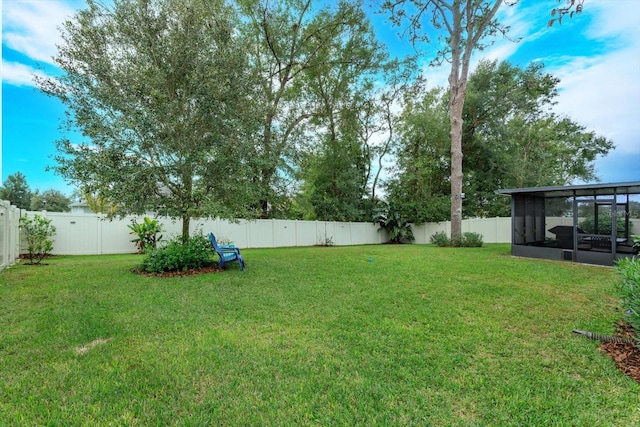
19;211;514;255
413;222;449;244
296;221;320;247
273;220;297;248
0;201;21;270
0;201;6;268
12;209;637;258
44;212;101;255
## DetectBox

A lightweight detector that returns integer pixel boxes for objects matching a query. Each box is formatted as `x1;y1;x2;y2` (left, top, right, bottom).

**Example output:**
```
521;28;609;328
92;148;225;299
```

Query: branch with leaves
549;0;584;26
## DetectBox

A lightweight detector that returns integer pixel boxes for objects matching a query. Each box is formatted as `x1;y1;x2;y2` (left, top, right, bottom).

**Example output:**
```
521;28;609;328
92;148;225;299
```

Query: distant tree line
0;172;72;212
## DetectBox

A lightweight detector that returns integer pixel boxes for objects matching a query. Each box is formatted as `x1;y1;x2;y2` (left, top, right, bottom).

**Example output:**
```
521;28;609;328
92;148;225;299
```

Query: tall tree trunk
448;6;465;240
446;0;503;239
450;90;464;240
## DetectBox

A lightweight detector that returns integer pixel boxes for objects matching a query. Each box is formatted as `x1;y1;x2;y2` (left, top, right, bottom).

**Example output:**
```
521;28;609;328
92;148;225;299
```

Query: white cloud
1;60;46;87
415;0;640;182
584;0;640;41
545;1;640;154
465;0;640;156
2;0;78;65
552;48;640;154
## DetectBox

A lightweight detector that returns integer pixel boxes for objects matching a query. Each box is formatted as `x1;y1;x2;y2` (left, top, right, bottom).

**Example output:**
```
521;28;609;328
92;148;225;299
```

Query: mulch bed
598;322;640;383
131;265;223;277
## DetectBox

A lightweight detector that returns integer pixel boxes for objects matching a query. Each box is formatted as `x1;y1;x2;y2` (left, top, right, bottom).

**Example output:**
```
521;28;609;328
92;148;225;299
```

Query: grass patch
1;245;639;425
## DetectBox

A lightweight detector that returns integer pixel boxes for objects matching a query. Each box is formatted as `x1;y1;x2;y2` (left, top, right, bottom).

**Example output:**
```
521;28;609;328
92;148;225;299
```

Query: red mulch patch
598;322;640;383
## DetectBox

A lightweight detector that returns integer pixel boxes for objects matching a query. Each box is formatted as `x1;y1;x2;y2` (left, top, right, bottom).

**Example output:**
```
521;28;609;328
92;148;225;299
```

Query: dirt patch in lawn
75;337;113;355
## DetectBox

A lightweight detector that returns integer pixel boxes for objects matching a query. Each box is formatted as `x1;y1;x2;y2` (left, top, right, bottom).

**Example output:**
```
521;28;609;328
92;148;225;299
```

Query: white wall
412;217;512;244
22;212;393;255
22;211;639;256
17;211;517;255
0;200;21;270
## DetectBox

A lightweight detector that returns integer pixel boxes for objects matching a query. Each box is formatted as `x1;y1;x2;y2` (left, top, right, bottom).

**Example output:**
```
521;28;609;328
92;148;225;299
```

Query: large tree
239;0;384;218
300;4;389;221
383;0;510;239
30;189;72;212
38;0;259;239
461;60;612;216
0;172;32;210
387;60;613;221
385;86;451;223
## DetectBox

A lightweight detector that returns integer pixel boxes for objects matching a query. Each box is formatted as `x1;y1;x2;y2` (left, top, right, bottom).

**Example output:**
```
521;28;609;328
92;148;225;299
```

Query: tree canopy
382;0;512;238
238;0;392;218
38;0;260;238
30;190;72;212
36;0;612;231
386;60;613;223
0;172;32;210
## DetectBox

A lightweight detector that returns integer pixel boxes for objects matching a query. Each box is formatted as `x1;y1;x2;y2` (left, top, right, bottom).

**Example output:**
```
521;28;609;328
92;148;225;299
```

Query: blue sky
2;0;639;196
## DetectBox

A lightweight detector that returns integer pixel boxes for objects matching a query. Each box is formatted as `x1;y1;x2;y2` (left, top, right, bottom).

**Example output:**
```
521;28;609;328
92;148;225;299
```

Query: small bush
579;215;626;237
430;231;483;248
374;207;414;244
19;214;56;265
615;257;640;342
430;231;450;247
142;234;214;273
461;232;484;247
128;217;163;254
450;234;466;247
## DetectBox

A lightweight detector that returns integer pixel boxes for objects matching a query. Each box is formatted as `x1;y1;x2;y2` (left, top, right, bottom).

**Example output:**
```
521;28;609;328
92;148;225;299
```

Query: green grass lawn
1;244;639;425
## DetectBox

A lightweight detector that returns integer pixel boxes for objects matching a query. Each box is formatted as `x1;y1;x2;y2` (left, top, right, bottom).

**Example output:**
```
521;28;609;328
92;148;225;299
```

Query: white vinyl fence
18;211;513;256
412;217;512;244
1;200;21;270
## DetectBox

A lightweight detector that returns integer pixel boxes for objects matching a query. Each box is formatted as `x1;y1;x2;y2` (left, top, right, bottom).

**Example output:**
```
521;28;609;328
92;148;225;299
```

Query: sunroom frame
497;182;640;266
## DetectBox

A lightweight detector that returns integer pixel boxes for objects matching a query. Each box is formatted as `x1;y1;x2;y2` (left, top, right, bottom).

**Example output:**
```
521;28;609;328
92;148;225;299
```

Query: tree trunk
448;6;464;241
450;101;464;240
182;214;190;243
449;73;465;240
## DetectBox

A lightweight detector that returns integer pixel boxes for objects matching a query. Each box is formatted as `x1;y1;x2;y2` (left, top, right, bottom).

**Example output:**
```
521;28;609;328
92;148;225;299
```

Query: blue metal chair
208;233;245;271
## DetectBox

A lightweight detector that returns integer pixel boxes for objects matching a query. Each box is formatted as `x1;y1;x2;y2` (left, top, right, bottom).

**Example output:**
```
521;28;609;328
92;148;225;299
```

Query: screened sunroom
497;182;640;266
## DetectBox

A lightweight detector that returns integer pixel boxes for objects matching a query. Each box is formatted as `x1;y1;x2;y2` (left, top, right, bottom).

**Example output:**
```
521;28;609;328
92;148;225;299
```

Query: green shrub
461;232;484;247
142;234;214;273
450;234;466;247
615;257;640;342
374;207;414;244
431;231;483;247
430;231;450;247
128;217;164;254
579;215;626;237
19;214;56;265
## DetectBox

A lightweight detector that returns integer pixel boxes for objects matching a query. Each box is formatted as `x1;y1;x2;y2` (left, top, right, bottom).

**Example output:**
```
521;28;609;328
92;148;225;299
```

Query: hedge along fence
1;200;21;270
17;211;515;256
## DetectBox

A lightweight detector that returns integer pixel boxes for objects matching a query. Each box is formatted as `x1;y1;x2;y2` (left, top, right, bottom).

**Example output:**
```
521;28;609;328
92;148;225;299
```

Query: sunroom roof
496;181;640;198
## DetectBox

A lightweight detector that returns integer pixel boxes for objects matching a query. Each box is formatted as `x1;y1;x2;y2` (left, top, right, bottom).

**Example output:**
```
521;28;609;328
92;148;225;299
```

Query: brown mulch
598;322;640;383
131;265;223;277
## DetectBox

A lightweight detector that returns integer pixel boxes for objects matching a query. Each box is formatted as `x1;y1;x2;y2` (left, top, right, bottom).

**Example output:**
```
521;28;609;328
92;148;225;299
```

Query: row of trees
34;0;607;239
386;59;612;223
0;172;72;212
